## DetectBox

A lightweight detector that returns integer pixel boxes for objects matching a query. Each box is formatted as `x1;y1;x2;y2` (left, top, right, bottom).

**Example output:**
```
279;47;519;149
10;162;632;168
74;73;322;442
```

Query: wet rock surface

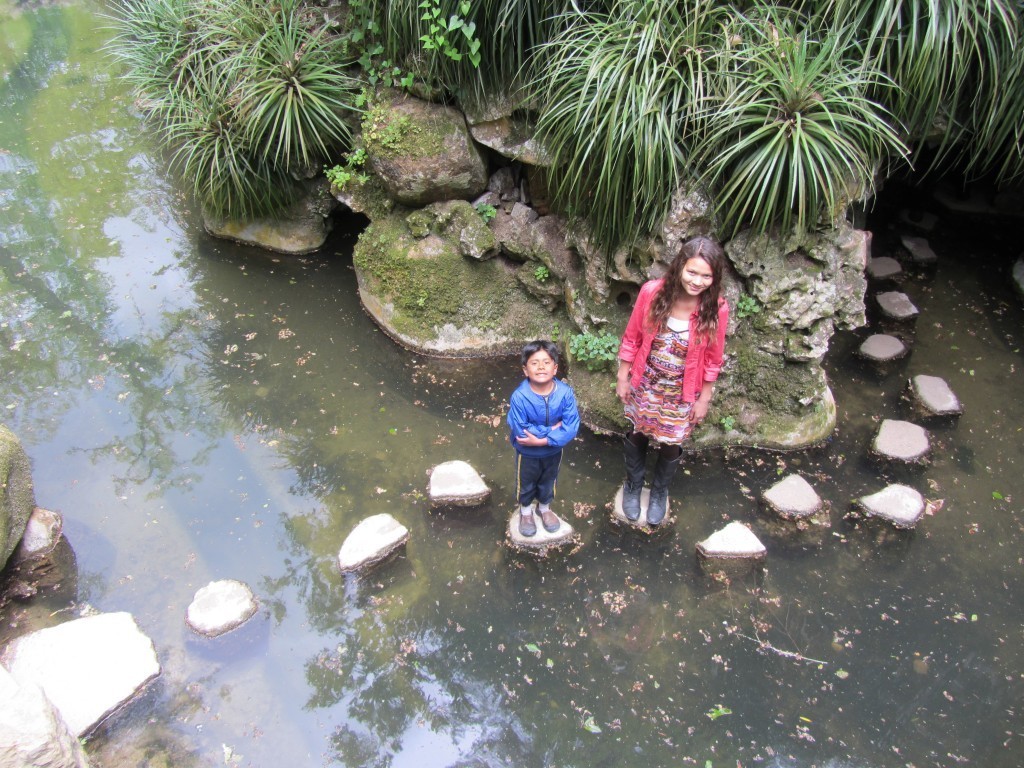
866;256;902;280
428;460;491;507
338;514;410;573
0;425;36;570
875;291;919;321
762;474;822;520
909;375;963;417
696;521;767;560
855;484;926;529
858;334;908;361
186;579;258;638
0;611;161;737
899;234;938;264
12;507;62;563
872;419;930;463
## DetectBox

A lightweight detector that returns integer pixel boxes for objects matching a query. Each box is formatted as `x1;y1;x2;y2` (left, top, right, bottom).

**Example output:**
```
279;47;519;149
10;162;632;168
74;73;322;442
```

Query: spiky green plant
695;5;908;236
533;0;724;252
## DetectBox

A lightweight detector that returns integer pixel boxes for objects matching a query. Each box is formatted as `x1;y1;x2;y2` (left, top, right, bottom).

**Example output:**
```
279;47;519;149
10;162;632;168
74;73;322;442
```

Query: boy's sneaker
519;511;537;537
538;508;560;533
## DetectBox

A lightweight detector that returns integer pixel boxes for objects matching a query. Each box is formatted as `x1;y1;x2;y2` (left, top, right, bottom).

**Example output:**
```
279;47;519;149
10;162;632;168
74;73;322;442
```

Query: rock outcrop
0;424;36;570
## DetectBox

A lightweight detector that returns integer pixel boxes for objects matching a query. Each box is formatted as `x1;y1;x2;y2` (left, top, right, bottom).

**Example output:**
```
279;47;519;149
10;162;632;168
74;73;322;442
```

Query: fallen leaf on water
582;716;602;733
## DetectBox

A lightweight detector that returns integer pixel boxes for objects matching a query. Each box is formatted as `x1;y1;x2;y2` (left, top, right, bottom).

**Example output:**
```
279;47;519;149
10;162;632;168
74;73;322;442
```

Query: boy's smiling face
523;349;557;388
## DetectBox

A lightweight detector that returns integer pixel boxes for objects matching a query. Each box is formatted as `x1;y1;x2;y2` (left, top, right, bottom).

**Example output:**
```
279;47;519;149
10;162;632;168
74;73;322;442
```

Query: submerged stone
610;485;673;530
428;460;491;507
186;579;258;638
909;375;963;417
506;510;575;551
872;419;930;463
762;474;822;520
856;484;926;529
900;235;938;264
696;521;766;560
875;291;919;321
858;334;908;361
0;612;161;737
866;256;902;280
338;514;409;573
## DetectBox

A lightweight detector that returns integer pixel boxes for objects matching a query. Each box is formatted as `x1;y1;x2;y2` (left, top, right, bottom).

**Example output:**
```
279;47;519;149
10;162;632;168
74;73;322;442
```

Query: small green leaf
546;658;554;668
993;491;1004;500
835;668;849;680
524;643;540;654
582;716;602;733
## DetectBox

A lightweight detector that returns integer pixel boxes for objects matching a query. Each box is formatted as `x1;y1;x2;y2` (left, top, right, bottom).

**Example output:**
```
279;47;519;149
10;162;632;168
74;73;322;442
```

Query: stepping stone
0;612;161;737
338;514;409;573
899;235;938;264
762;474;822;520
899;209;938;231
855;484;925;529
12;507;63;562
428;460;490;507
909;375;962;416
866;256;902;280
506;510;575;551
876;291;919;321
610;485;674;530
872;419;930;463
1013;258;1024;301
186;579;258;638
696;521;766;561
858;334;908;362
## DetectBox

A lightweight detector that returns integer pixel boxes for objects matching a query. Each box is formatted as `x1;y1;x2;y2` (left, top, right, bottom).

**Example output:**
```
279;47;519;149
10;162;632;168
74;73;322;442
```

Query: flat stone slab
610;485;674;529
762;474;822;520
866;256;902;280
910;375;963;416
899;209;938;231
900;234;938;264
338;514;409;573
186;579;258;638
506;510;575;551
0;612;161;737
428;460;491;507
696;521;766;561
856;484;925;529
858;334;908;361
872;419;930;463
876;291;919;320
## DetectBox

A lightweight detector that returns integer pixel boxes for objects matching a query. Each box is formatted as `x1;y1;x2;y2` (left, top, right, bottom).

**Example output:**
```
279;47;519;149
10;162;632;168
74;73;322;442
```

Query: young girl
615;236;729;525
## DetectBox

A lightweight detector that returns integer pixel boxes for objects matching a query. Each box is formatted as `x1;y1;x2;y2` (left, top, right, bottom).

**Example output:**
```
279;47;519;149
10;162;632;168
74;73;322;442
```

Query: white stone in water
857;484;926;529
762;474;822;519
13;507;62;561
873;419;930;463
866;256;902;280
338;514;409;573
858;334;908;361
507;510;574;549
876;291;919;321
696;521;766;560
900;234;938;264
186;579;258;638
0;612;161;737
427;460;491;507
911;375;963;416
0;666;89;768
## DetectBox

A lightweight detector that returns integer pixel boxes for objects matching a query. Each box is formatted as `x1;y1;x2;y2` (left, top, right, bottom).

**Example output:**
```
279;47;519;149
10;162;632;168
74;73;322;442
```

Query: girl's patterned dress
624;317;694;445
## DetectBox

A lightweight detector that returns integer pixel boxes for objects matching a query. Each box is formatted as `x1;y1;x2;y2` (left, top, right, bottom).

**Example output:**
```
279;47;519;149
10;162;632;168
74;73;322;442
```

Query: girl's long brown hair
647;236;725;342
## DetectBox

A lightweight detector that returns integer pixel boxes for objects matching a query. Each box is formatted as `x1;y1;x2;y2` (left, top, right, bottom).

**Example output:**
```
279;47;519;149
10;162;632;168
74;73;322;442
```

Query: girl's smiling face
523;349;557;386
680;256;714;296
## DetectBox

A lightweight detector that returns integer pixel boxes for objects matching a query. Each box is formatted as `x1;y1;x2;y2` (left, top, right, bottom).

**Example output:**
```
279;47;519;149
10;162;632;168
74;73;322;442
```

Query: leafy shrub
569;332;620;373
474;202;497;222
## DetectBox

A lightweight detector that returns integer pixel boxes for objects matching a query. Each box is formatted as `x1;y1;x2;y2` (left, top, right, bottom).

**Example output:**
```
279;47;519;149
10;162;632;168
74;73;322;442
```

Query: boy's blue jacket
507;378;580;458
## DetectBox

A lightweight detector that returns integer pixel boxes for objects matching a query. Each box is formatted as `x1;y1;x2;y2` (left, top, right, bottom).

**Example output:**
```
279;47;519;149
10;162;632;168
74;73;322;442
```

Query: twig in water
735;632;829;665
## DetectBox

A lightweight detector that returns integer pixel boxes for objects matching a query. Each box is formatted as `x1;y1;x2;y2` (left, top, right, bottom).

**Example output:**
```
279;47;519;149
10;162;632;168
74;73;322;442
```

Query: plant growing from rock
533;264;550;283
568;332;619;373
474;202;497;222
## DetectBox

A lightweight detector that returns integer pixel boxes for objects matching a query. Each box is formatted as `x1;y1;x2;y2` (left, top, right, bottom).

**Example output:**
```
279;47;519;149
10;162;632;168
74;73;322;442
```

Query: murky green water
2;3;1023;767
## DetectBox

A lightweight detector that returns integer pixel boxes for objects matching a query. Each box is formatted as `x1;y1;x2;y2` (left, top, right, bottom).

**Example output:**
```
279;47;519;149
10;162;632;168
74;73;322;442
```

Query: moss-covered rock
1;424;36;569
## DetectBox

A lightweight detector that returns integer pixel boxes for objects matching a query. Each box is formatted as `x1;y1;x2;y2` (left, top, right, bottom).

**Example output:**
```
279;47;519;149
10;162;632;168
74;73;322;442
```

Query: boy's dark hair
521;339;560;367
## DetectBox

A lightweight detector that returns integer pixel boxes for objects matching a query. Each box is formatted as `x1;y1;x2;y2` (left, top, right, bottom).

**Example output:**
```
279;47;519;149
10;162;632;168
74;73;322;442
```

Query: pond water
2;3;1023;767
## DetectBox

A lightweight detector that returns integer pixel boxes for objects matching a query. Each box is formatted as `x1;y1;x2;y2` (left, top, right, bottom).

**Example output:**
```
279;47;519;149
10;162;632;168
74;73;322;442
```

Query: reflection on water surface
1;3;1022;766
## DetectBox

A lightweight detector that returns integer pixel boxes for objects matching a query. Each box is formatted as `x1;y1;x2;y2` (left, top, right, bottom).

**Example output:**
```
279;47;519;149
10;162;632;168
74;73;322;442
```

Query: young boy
507;340;580;536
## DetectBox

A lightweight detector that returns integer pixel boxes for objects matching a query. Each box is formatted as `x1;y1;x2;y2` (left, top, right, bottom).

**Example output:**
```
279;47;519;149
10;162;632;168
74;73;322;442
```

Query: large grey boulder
338;514;409;573
1;612;160;737
364;93;488;207
0;666;90;768
185;580;258;638
0;424;35;571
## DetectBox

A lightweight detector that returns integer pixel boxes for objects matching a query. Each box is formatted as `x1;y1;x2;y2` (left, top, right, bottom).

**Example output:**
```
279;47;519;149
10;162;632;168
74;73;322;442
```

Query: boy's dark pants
515;450;562;506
